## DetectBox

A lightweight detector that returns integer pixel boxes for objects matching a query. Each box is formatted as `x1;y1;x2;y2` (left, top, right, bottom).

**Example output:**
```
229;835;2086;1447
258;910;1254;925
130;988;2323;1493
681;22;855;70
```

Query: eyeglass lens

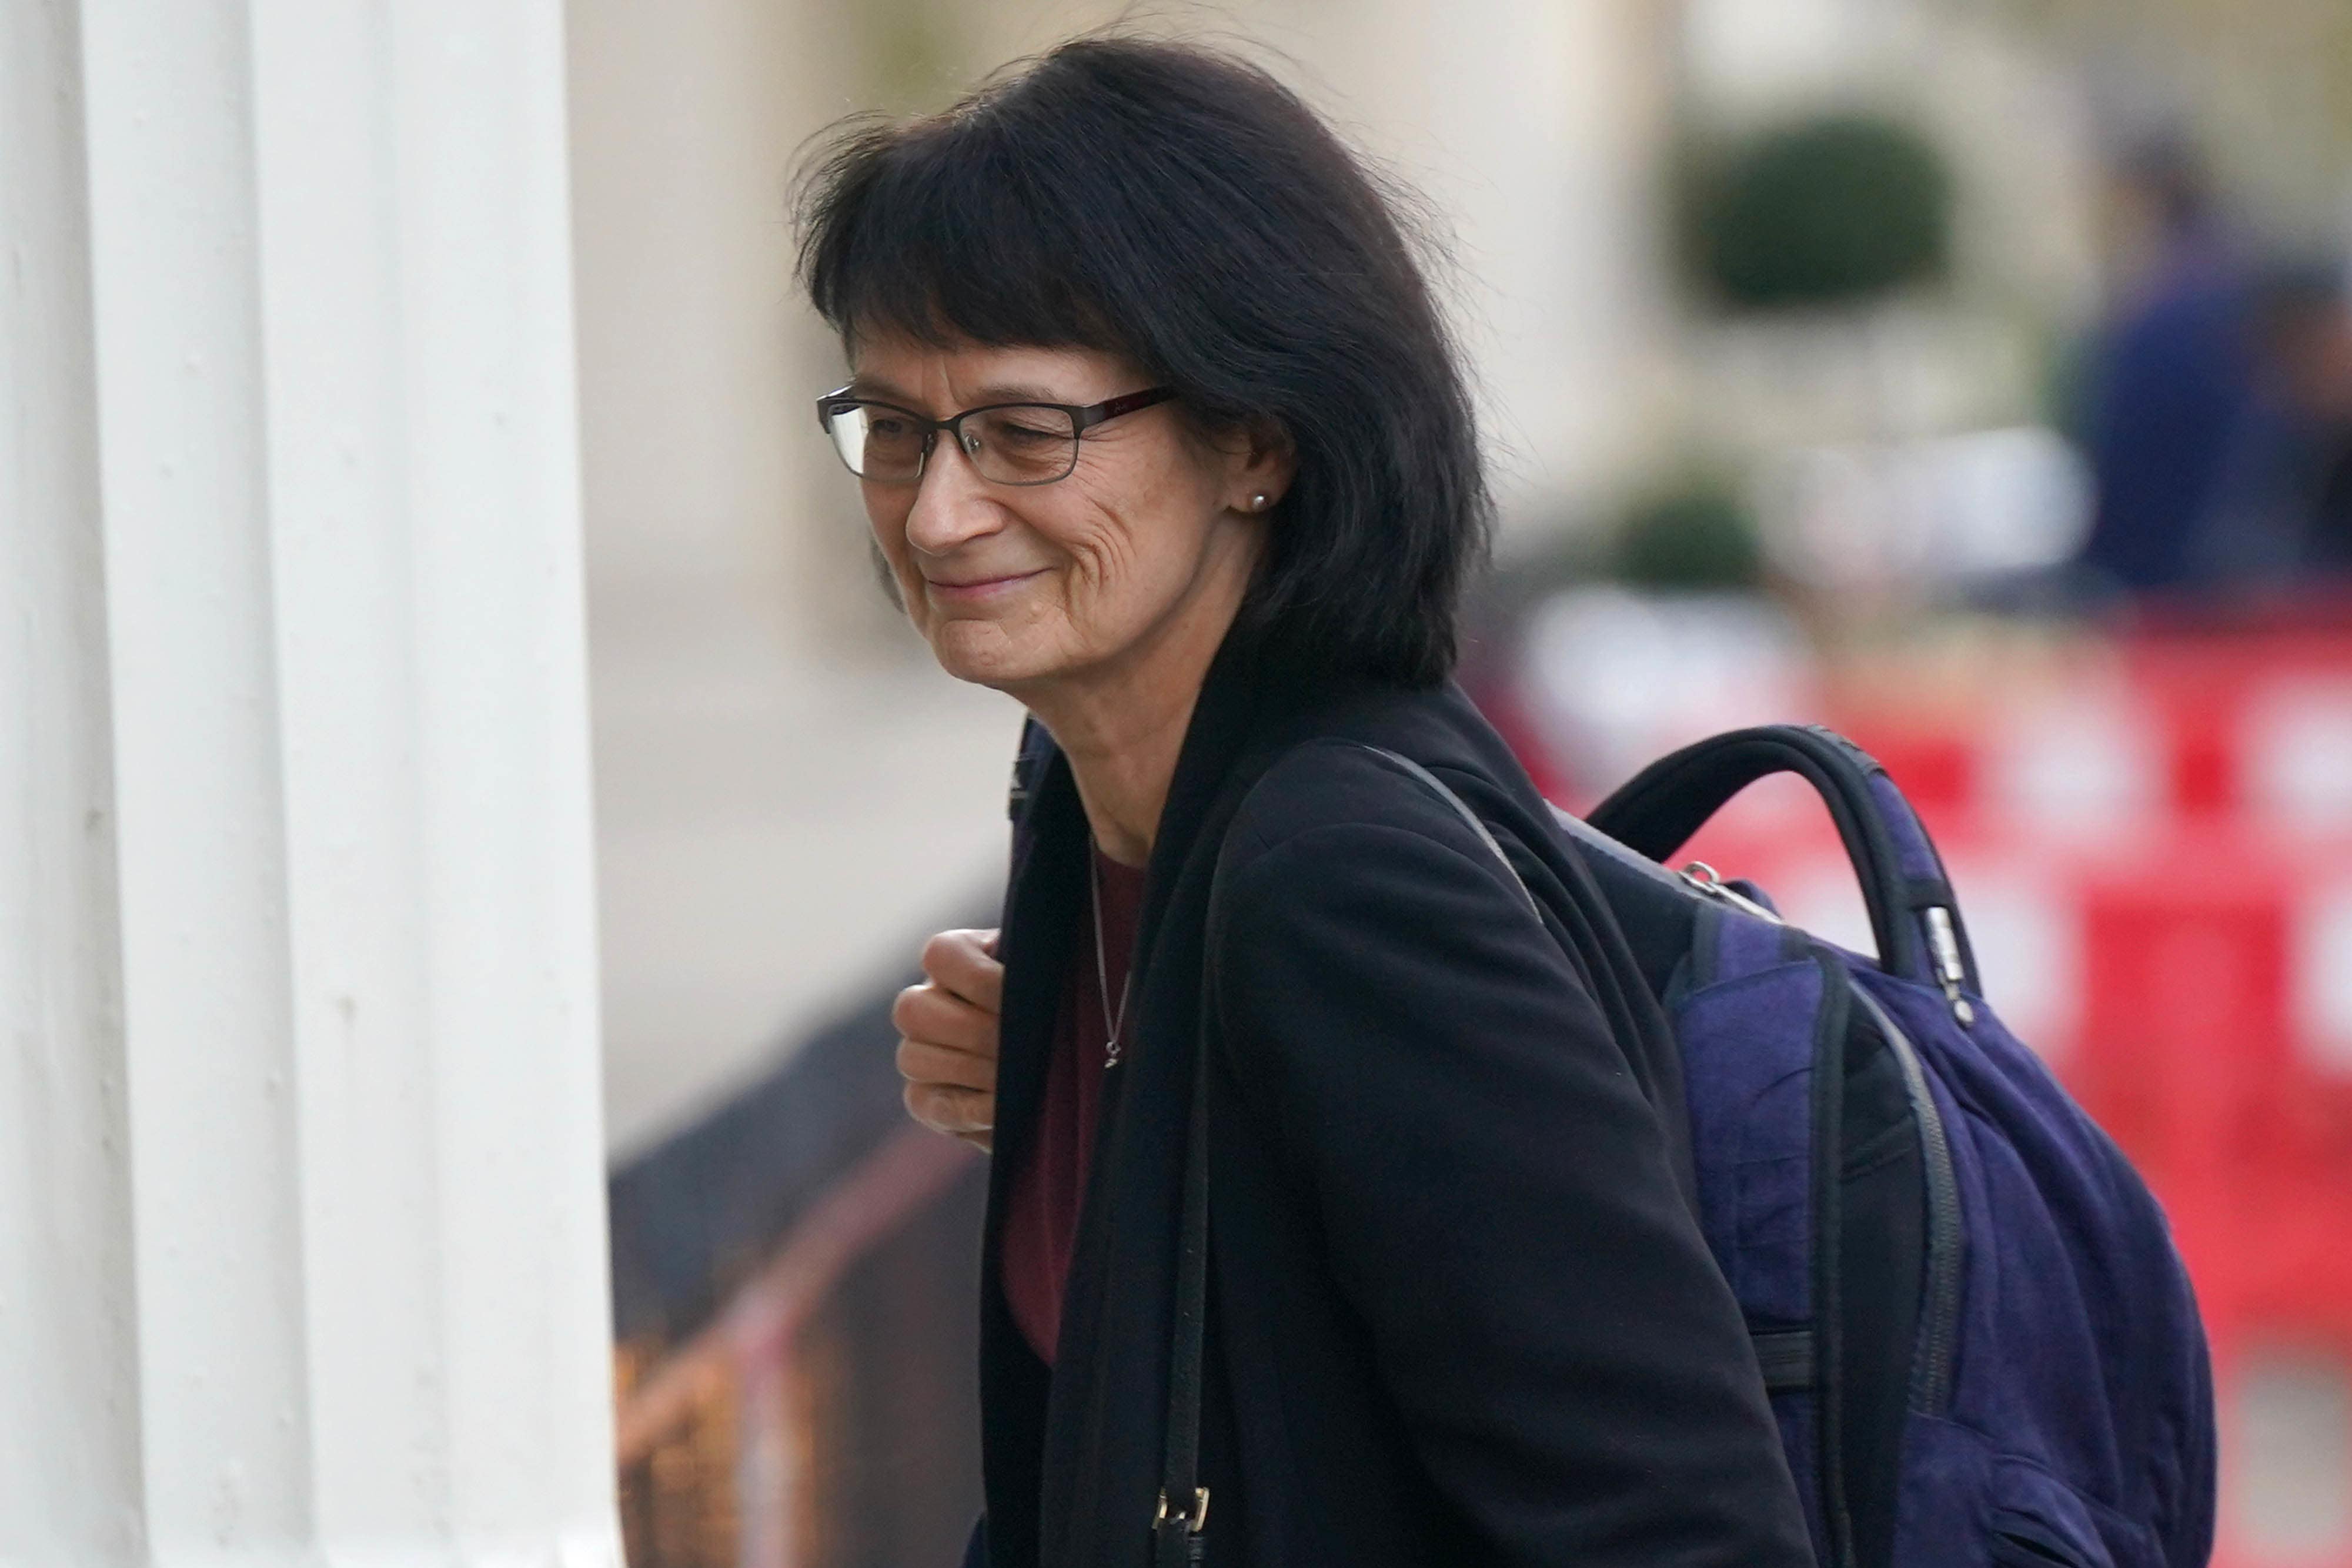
827;404;1083;486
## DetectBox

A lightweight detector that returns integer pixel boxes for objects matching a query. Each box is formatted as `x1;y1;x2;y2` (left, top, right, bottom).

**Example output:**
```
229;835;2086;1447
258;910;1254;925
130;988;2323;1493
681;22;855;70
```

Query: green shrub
1682;113;1955;311
1612;477;1763;590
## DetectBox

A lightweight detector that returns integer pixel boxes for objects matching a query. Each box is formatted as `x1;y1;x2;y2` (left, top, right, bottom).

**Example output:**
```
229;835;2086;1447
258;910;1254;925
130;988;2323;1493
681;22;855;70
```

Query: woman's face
846;334;1282;696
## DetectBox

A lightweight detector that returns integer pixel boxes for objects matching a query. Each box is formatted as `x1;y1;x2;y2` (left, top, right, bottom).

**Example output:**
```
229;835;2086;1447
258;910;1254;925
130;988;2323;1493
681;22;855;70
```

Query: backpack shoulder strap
1352;745;1542;920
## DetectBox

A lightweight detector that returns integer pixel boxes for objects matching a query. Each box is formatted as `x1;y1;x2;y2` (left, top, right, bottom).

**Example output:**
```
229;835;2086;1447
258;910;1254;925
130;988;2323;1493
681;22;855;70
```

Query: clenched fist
893;927;1003;1151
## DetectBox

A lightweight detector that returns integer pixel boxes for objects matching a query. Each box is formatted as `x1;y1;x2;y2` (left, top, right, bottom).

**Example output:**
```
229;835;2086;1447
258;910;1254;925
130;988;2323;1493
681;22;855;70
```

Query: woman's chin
924;621;1065;690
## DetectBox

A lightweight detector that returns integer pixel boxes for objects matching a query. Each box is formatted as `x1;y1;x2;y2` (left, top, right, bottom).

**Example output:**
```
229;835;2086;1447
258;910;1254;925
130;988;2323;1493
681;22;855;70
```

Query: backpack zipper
1849;983;1964;1413
1678;861;1785;925
1664;860;1965;1410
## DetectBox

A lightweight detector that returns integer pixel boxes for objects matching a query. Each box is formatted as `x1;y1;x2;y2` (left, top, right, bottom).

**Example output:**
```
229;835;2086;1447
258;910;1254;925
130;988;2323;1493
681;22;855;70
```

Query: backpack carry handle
1586;725;1980;1009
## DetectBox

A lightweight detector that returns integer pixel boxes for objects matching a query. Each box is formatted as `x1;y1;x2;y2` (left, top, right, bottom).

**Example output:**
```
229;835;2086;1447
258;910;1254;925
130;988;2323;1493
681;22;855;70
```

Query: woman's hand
893;927;1002;1151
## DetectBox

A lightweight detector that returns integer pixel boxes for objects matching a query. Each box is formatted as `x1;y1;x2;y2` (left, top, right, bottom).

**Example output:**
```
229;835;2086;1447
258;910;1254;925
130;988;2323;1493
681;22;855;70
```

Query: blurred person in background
802;36;1811;1568
2072;132;2352;604
2072;132;2262;597
2186;257;2352;589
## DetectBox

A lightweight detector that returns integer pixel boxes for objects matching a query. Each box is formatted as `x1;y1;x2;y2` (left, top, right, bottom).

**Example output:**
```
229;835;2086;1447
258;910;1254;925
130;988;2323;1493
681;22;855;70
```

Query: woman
800;37;1813;1568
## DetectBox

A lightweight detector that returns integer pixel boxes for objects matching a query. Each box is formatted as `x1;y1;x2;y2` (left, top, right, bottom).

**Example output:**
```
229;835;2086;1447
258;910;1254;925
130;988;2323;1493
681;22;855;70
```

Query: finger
896;1035;997;1094
920;928;1004;1013
893;978;995;1044
891;984;998;1058
921;928;1004;1014
906;1080;994;1137
913;1081;992;1132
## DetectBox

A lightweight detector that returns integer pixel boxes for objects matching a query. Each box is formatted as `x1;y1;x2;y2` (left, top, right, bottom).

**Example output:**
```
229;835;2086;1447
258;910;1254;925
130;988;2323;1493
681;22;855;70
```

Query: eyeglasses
814;385;1177;486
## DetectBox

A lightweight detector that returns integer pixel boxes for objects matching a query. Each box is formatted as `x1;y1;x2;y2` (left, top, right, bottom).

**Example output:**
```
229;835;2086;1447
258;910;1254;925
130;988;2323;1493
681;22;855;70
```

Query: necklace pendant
1090;847;1134;1072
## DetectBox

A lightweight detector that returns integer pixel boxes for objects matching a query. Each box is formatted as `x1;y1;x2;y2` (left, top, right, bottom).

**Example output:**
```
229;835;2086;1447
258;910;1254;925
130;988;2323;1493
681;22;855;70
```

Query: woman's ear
1228;418;1298;514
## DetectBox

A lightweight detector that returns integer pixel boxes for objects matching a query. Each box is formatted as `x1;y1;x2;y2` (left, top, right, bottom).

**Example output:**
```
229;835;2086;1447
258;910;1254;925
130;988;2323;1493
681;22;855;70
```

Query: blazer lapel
993;746;1085;1183
1037;633;1347;1565
979;744;1085;1568
985;629;1358;1567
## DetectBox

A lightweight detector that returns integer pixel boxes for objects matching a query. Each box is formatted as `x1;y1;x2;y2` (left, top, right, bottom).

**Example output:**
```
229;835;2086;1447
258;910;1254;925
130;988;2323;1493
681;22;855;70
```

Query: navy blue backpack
1565;725;2217;1568
1152;724;2217;1568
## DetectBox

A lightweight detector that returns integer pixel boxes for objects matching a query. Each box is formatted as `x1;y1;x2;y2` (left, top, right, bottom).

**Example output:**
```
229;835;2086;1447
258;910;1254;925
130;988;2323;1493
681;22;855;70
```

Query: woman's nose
901;437;1003;554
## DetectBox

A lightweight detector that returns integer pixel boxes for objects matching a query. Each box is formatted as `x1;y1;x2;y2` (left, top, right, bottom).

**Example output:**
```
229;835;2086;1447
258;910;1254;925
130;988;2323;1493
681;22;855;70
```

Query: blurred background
577;2;2352;1564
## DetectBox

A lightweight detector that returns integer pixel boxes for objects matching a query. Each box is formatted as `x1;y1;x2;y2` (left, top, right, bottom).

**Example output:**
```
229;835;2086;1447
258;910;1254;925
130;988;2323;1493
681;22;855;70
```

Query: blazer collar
1129;628;1283;988
990;627;1312;1182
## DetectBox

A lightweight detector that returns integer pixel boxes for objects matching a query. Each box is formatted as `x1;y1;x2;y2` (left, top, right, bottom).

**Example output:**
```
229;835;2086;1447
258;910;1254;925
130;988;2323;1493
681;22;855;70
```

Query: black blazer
974;634;1813;1567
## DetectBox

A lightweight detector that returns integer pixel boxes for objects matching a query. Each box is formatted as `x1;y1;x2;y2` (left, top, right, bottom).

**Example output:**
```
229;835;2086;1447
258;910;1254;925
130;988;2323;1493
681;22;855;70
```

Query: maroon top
1001;846;1146;1364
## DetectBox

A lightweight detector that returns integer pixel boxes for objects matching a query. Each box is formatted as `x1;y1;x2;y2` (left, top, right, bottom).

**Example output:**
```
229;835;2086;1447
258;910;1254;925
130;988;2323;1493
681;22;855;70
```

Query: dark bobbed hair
794;35;1490;687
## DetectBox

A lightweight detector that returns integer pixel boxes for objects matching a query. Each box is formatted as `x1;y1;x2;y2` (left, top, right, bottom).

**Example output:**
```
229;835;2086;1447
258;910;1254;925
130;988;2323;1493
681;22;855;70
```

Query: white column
0;2;142;1563
1;5;621;1568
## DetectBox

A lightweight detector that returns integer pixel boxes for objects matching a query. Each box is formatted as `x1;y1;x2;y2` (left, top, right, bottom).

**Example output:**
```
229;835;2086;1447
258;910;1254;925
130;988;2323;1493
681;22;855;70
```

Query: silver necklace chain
1091;850;1134;1069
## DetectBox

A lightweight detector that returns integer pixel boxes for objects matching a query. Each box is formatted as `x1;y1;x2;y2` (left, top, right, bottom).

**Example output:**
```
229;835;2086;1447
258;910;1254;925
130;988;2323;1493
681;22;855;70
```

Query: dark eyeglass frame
813;384;1178;486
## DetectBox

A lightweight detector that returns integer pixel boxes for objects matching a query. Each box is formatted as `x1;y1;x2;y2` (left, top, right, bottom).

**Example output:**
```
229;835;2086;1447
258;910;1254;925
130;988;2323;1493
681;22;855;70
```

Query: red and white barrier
1512;617;2352;1566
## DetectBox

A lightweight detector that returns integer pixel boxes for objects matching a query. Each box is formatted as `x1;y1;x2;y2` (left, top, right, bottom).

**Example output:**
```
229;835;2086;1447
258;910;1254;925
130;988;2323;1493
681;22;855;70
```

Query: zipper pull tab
1678;861;1785;925
1923;905;1976;1027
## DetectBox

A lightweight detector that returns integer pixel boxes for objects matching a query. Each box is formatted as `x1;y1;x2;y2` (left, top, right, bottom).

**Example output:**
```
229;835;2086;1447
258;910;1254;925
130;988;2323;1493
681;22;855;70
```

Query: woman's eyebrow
845;374;919;403
847;376;1075;407
965;382;1067;404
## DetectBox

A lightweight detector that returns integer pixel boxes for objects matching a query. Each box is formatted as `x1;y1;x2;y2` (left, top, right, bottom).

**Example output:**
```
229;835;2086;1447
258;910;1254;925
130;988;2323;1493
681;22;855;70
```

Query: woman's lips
924;569;1045;603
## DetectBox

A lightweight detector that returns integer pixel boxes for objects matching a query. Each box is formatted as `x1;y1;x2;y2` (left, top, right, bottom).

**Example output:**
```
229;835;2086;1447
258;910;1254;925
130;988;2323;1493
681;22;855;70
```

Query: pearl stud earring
1250;493;1271;511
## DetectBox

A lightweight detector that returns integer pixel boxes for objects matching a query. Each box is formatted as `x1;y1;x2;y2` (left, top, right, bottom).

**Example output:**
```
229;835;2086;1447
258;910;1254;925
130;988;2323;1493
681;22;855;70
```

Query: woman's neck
1045;681;1198;869
1016;550;1254;870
